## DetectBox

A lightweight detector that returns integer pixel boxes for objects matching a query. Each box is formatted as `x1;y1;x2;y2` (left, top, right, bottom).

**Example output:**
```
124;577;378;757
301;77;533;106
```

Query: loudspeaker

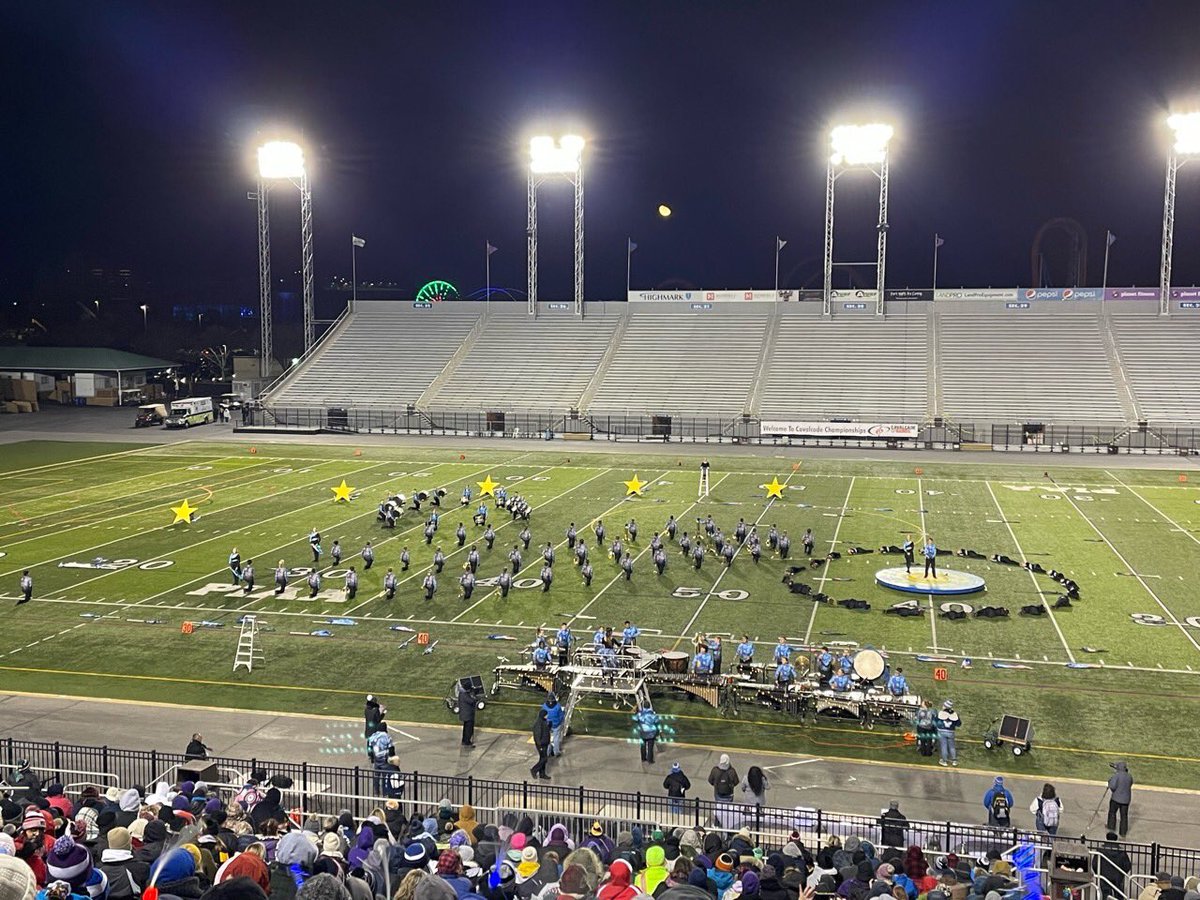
486;411;506;432
327;407;348;429
179;761;219;783
998;714;1032;743
652;415;672;437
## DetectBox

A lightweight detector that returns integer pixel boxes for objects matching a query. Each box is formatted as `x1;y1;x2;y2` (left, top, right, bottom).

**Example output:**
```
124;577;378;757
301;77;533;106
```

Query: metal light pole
1160;113;1200;316
527;135;585;317
351;235;365;311
255;141;314;379
1102;230;1114;293
775;236;787;299
822;123;894;317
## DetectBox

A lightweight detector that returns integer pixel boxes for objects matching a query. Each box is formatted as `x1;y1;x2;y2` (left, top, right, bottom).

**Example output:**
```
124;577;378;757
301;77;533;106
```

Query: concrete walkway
0;691;1195;848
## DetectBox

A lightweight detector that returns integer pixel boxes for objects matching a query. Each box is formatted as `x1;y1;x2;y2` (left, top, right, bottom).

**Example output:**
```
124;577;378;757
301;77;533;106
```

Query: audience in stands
0;770;1175;900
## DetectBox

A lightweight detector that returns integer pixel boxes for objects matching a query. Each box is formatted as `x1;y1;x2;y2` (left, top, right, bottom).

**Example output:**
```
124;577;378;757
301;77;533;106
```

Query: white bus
164;396;215;428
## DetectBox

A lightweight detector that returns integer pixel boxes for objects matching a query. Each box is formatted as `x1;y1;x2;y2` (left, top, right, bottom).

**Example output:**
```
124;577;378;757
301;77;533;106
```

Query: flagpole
774;236;782;300
626;237;632;295
1102;230;1112;294
932;234;940;290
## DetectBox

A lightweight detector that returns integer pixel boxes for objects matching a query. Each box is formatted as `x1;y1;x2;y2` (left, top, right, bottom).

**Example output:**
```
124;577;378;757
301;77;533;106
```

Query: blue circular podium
875;566;985;595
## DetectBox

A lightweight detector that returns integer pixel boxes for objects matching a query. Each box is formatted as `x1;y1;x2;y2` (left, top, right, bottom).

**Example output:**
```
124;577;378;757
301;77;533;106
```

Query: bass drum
660;651;689;674
852;648;886;683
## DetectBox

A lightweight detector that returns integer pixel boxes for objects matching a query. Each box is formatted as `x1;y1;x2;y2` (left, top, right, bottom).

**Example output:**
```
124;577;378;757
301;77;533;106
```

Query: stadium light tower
822;123;894;317
253;140;315;379
527;134;585;316
1160;113;1200;316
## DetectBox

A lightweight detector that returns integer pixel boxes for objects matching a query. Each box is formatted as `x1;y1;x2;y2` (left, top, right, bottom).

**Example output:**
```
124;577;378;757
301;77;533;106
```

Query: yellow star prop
623;473;646;496
763;477;786;499
171;499;197;524
477;475;498;497
331;479;354;502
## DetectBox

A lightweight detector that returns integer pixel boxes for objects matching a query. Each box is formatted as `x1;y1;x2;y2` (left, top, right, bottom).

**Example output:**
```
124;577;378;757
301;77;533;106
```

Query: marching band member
274;559;288;595
887;667;908;697
384;567;397;600
774;636;792;665
345;566;358;600
775;657;797;688
830;669;852;692
736;635;755;671
362;541;375;570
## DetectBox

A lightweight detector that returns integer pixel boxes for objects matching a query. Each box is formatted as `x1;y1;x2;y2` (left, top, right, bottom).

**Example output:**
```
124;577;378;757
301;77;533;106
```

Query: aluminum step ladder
233;615;263;672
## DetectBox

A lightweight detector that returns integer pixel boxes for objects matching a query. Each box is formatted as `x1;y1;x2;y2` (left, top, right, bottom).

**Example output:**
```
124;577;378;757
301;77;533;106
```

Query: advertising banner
1105;288;1158;300
1171;289;1200;300
628;290;777;303
760;420;921;439
934;288;1018;301
1015;287;1105;301
885;289;934;302
830;289;879;302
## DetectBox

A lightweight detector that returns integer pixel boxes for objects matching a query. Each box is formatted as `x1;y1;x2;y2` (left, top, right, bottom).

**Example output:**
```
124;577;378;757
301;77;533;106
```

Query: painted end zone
875;566;985;596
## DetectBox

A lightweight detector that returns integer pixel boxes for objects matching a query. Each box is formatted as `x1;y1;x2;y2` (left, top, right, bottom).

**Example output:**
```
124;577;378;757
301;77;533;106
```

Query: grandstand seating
938;310;1127;423
757;306;928;422
1110;312;1200;424
585;305;772;418
423;305;620;411
262;298;1200;429
267;301;482;409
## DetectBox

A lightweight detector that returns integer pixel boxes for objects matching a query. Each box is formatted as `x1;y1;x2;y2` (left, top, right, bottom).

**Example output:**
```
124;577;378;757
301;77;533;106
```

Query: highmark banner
761;421;921;439
628;290;778;303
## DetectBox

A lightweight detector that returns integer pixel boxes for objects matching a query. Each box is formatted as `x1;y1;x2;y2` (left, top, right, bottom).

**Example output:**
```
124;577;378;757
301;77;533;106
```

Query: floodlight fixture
257;141;306;179
529;135;585;174
822;121;894;316
1168;113;1200;156
829;123;893;167
527;133;586;315
253;138;316;375
1160;112;1200;315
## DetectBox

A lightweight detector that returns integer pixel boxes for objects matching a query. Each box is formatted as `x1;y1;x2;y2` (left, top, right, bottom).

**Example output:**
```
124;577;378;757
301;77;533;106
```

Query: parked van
164;396;214;428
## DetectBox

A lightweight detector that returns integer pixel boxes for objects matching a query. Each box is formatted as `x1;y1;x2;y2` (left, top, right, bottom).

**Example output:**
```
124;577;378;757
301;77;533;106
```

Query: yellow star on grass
623;474;646;496
763;477;786;499
171;498;197;524
331;479;354;502
477;475;498;497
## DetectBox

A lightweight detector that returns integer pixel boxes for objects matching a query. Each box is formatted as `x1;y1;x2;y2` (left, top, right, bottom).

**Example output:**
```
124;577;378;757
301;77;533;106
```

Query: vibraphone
645;673;727;709
730;680;812;717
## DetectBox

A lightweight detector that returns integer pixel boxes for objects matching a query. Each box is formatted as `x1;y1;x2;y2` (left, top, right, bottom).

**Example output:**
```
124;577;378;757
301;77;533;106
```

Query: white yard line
916;479;940;652
802;476;856;645
341;465;608;617
0;459;291;553
675;473;772;643
11;460;400;586
575;473;731;636
0;442;182;480
1104;470;1200;552
1052;481;1200;656
984;481;1077;663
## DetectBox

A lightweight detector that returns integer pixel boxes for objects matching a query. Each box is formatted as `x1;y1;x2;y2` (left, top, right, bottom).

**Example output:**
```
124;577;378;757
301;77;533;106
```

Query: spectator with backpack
708;754;739;802
1030;783;1063;835
983;777;1014;827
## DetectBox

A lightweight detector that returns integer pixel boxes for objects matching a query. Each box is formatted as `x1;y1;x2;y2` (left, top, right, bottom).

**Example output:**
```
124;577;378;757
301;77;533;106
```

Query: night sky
4;0;1200;305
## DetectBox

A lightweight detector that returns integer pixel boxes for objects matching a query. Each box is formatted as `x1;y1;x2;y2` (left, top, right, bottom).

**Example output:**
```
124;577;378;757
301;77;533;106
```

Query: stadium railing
3;737;1194;893
245;405;1200;454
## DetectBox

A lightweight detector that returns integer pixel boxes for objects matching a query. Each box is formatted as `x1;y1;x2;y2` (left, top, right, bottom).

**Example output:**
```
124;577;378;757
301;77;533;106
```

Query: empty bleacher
938;309;1126;423
1110;310;1200;424
423;305;620;411
585;305;772;418
266;301;482;409
757;306;928;422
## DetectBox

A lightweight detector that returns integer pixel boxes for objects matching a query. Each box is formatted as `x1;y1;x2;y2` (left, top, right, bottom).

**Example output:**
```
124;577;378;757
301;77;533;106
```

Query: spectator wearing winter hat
435;849;472;899
708;854;737;896
45;785;74;820
597;859;639;900
98;826;148;899
277;827;319;871
983;778;1014;828
151;846;204;899
582;824;614;866
741;872;762;900
635;845;670;895
46;832;108;898
113;791;141;830
415;872;457;900
203;877;270;900
561;848;605;895
0;854;37;900
216;850;271;894
298;872;352;900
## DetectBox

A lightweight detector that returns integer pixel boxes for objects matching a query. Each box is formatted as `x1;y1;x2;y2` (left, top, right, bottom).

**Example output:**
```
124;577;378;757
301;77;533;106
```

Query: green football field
4;439;1200;788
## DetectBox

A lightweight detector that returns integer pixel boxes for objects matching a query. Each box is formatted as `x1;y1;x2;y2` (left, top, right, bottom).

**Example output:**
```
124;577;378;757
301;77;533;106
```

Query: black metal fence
247;405;1200;454
3;737;1195;888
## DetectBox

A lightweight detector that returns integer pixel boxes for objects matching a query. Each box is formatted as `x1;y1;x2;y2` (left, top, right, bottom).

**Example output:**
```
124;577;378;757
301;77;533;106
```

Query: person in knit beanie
218;852;271;894
46;832;109;898
0;855;37;900
297;872;352;900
